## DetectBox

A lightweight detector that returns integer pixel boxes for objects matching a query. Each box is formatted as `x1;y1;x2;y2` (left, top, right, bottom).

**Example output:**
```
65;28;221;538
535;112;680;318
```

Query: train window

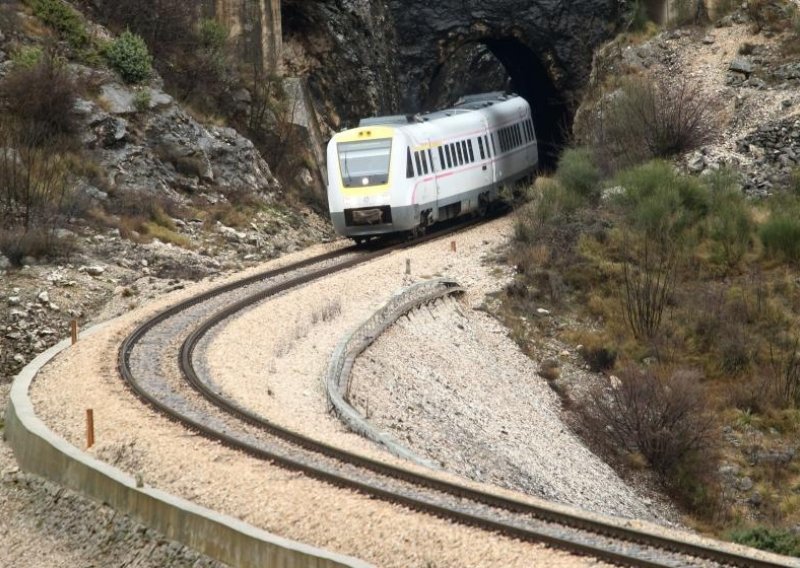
406;148;414;179
414;152;422;176
421;151;429;175
467;140;475;162
517;124;523;146
456;142;463;165
528;119;535;140
339;138;393;187
491;133;497;156
477;137;485;160
444;145;452;168
438;147;445;170
484;135;491;157
462;141;470;163
428;149;435;172
500;129;507;153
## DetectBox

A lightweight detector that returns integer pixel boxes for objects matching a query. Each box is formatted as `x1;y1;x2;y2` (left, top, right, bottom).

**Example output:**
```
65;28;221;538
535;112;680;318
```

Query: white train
326;92;538;242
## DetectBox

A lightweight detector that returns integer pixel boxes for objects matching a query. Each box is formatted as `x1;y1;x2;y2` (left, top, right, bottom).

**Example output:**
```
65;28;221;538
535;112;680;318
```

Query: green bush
197;18;228;51
105;30;152;84
12;46;43;69
613;161;710;243
760;215;800;262
27;0;89;49
730;526;800;557
555;148;602;203
133;88;151;112
705;168;752;267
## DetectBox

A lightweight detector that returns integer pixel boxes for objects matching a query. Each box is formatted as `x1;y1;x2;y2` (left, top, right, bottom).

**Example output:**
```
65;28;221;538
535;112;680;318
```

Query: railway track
118;219;795;568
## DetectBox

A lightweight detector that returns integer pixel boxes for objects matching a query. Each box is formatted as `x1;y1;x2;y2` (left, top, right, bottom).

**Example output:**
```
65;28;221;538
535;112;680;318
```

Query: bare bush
582;75;720;171
622;237;678;340
0;127;71;232
577;365;714;474
0;51;79;142
767;339;800;408
0;125;76;264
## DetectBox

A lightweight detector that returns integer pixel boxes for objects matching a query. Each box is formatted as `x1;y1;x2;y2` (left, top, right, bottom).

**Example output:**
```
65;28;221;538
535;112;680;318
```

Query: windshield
338;139;392;187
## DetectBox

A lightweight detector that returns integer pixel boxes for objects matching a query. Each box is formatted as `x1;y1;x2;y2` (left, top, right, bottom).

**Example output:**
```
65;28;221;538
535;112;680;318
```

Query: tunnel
277;0;622;171
423;38;569;170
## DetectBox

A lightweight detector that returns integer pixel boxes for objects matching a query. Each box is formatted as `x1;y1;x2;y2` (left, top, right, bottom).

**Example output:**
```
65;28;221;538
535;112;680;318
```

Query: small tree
0;125;74;264
105;30;152;83
583;75;720;171
1;50;79;142
577;365;714;474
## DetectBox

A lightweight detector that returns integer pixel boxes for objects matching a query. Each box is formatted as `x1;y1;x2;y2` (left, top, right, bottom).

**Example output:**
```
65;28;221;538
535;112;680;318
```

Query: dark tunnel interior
482;38;570;170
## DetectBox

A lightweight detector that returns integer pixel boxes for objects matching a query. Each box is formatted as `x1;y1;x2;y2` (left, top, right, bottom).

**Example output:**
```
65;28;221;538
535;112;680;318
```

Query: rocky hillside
0;1;335;384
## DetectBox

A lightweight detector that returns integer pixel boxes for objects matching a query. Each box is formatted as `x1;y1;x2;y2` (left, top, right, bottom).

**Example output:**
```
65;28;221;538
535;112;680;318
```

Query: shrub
706;168;753;267
1;52;79;141
760;215;800;262
730;526;800;557
133;88;151;111
27;0;89;49
590;76;720;171
0;227;77;266
555;148;602;203
614;161;709;244
0;127;72;233
578;334;618;372
104;30;152;83
12;45;43;68
577;365;714;474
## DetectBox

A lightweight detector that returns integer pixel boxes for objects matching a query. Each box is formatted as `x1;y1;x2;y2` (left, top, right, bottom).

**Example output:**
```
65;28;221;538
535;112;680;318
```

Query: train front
326;126;414;240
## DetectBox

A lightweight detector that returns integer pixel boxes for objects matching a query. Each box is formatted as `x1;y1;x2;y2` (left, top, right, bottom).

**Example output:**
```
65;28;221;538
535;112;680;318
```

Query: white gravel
347;296;658;520
27;226;613;567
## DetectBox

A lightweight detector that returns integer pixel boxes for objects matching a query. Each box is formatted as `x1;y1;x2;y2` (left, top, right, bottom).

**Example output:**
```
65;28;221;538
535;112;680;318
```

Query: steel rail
119;220;795;568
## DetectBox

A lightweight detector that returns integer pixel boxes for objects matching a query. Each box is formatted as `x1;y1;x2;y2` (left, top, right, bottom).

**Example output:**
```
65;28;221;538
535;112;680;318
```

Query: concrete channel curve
4;324;373;568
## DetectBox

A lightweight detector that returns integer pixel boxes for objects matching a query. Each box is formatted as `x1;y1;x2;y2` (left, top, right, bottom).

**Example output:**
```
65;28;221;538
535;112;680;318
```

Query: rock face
284;0;623;164
76;78;280;202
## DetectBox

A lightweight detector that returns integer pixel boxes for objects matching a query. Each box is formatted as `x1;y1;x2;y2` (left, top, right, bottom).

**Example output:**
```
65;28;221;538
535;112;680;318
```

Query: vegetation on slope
503;2;800;554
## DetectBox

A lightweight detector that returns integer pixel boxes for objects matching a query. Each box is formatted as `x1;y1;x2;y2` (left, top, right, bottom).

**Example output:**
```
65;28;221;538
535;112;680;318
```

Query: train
325;92;538;243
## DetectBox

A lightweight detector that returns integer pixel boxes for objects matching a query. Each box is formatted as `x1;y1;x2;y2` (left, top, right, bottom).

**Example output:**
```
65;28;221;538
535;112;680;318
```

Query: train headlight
362;177;369;186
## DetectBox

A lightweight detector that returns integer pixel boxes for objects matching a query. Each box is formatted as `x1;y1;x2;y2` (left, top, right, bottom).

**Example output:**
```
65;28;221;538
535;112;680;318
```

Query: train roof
355;92;520;128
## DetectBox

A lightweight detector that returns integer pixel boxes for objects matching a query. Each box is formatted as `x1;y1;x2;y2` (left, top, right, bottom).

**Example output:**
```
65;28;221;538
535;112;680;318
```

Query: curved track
118;221;795;568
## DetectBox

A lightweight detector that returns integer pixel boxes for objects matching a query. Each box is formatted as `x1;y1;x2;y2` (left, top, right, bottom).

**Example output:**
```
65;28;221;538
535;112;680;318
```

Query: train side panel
326;95;539;240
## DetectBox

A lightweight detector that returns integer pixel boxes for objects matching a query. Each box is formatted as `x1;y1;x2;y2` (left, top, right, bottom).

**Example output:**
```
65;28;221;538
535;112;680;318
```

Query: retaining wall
4;327;372;568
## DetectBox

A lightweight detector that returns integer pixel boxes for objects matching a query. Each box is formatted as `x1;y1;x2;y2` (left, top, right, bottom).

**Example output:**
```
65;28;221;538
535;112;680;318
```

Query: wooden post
86;409;94;448
451;240;457;253
70;319;78;345
405;258;411;275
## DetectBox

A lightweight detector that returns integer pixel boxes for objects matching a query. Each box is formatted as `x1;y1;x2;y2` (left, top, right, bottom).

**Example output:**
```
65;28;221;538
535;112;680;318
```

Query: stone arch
387;1;623;168
422;37;571;167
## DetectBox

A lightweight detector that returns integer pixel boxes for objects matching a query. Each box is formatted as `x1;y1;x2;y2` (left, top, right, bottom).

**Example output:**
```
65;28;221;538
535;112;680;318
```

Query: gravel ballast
25;226;610;567
347;296;657;519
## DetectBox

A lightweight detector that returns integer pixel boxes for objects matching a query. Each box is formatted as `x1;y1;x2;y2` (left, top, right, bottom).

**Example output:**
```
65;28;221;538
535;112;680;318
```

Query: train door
426;138;441;225
479;116;497;198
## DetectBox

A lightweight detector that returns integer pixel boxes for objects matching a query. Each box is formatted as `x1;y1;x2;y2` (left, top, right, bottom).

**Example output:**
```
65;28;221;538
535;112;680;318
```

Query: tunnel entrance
426;37;569;170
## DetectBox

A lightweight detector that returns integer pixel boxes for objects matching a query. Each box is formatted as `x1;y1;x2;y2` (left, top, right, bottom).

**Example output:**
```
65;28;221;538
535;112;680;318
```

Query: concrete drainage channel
324;279;464;469
4;323;372;568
